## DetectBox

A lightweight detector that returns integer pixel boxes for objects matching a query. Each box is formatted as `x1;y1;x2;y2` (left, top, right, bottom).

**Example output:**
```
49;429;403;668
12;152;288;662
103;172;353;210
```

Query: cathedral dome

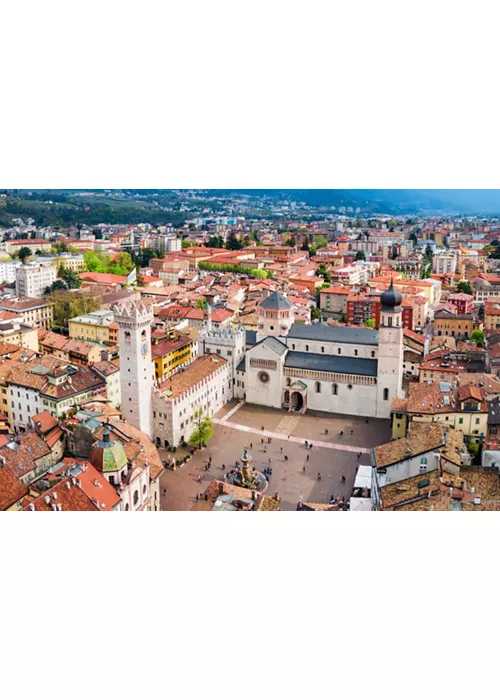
380;279;402;311
89;425;128;473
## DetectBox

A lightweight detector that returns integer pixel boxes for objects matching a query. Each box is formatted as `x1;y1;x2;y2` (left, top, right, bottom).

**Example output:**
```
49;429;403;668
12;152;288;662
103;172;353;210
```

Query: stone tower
199;320;245;394
113;302;154;437
376;280;404;418
257;290;295;342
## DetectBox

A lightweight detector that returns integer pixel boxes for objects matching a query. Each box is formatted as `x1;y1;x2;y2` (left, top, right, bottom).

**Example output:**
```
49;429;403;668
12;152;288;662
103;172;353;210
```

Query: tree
311;307;321;321
49;290;101;332
424;244;433;261
188;409;213;449
301;240;310;252
355;251;366;261
364;318;376;329
249;268;267;279
285;237;296;247
310;235;328;255
196;297;207;309
226;231;243;250
470;329;485;346
181;239;195;249
456;280;473;295
207;235;224;249
409;232;418;246
109;252;134;276
18;246;31;264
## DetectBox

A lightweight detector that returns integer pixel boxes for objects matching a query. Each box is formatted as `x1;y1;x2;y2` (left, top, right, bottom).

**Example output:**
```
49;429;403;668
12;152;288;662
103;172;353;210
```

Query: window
125;331;131;343
383;388;389;401
306;345;309;351
354;349;358;356
133;490;139;506
475;418;480;425
337;348;341;354
419;457;428;473
286;377;291;387
292;344;295;350
332;383;338;395
315;381;321;393
321;346;325;353
125;503;129;511
143;485;147;495
388;317;393;327
109;475;115;486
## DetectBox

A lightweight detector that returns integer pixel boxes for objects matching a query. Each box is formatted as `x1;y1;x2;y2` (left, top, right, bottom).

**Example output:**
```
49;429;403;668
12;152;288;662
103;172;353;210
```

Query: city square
160;402;391;511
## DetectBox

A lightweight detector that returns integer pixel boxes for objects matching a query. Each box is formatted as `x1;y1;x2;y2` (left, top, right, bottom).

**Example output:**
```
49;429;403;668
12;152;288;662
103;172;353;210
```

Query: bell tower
113;302;154;437
376;280;404;418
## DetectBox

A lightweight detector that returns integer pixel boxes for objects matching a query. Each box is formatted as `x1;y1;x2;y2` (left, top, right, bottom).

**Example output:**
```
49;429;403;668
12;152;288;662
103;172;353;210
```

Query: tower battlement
113;302;154;325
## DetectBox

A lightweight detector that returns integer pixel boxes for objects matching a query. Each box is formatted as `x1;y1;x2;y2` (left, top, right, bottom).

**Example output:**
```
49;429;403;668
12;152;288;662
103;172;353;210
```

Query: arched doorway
290;391;303;412
284;390;290;405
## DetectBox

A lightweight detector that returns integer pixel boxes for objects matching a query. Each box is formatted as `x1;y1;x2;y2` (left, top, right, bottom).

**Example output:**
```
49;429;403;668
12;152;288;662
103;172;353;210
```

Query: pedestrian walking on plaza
317;472;322;481
302;465;306;472
196;494;199;502
325;428;329;435
305;440;308;448
340;430;344;437
357;453;361;460
250;443;253;449
269;467;273;475
284;455;288;462
261;438;264;444
264;447;267;454
222;464;226;471
306;454;309;462
261;426;264;431
351;429;354;436
310;443;313;450
365;418;369;424
268;457;272;465
163;488;166;496
341;475;346;483
280;446;283;453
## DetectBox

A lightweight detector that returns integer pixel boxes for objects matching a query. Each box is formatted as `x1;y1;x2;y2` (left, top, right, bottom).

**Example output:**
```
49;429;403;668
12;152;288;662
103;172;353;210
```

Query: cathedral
113;282;404;449
202;282;405;420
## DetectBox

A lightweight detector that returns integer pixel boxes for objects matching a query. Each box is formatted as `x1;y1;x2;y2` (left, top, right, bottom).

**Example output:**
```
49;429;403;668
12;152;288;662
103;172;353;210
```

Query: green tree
285;237;296;247
355;251;366;261
249;268;266;279
456;280;473;295
109;252;134;276
181;239;195;248
49;290;101;332
364;318;376;329
470;329;485;346
310;235;328;255
311;307;321;321
207;235;224;249
83;250;109;272
409;233;418;246
196;297;207;309
18;246;31;264
188;409;213;449
226;231;243;251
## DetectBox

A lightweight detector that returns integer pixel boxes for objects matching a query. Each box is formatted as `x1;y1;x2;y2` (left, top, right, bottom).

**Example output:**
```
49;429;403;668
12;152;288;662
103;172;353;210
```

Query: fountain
228;447;268;493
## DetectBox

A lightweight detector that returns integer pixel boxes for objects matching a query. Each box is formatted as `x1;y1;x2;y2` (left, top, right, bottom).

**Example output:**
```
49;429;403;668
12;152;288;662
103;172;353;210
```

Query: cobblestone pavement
159;403;390;512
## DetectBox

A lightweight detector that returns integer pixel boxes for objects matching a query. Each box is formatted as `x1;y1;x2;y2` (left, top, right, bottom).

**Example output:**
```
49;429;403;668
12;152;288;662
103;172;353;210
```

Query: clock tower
113;302;154;438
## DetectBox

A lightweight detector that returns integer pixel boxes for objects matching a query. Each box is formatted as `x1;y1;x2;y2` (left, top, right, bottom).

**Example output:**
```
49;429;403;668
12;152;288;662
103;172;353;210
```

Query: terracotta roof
79;272;128;284
158;354;228;401
0;466;28;510
23;477;99;511
52;458;120;511
32;410;58;433
373;423;445;469
0;432;51;479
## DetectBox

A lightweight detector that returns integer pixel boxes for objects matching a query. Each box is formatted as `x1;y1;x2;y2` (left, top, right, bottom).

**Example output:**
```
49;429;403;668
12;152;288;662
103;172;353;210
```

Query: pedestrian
261;438;264;444
268;437;271;444
340;430;344;436
261;426;264;431
351;429;353;436
264;447;267;453
284;455;288;462
357;453;361;460
288;435;291;439
302;465;306;472
250;443;253;449
204;493;208;501
310;443;313;450
317;472;322;481
365;418;369;424
163;488;166;496
280;446;283;453
341;475;346;483
325;428;329;435
222;464;226;471
306;454;309;462
330;494;335;504
196;494;199;502
269;467;273;475
305;440;308;448
268;457;272;465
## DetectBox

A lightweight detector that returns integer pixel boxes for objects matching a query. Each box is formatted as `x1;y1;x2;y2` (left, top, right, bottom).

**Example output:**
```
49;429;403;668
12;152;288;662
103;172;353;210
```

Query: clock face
141;343;148;356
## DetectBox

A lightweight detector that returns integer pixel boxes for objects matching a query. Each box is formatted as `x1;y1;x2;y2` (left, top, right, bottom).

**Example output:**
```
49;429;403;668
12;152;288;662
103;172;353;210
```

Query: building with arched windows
235;285;404;419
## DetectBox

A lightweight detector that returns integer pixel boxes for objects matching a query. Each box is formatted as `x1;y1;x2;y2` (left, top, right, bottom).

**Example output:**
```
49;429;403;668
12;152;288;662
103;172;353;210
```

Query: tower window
388;317;393;327
332;383;338;395
314;381;321;393
354;349;358;356
371;351;375;358
125;331;131;343
383;388;389;401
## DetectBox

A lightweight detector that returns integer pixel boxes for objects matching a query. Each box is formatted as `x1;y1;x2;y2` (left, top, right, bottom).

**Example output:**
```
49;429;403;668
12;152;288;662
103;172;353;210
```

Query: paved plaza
160;401;391;511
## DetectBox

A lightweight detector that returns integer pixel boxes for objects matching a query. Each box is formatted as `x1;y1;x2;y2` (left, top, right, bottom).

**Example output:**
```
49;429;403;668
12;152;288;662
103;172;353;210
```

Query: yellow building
152;332;193;380
391;383;487;444
68;310;118;346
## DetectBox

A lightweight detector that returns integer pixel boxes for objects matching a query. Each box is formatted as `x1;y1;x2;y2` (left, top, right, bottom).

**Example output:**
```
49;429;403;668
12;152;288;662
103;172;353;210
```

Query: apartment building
15;263;57;297
0;297;53;329
5;239;52;255
0;260;22;284
432;251;457;275
68;310;118;345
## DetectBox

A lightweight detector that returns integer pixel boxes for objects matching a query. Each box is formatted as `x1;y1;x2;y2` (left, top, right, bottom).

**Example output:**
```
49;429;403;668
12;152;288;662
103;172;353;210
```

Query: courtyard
159;401;391;512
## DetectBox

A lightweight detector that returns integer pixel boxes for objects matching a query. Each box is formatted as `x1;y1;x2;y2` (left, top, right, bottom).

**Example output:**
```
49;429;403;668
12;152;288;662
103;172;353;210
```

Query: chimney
66;481;71;490
29;503;35;511
218;482;225;495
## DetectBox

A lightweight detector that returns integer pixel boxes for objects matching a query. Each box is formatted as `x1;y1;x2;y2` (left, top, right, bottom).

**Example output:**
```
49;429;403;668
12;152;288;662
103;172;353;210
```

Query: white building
152;354;232;448
232;284;404;419
15;263;57;298
432;251;457;275
0;260;22;284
